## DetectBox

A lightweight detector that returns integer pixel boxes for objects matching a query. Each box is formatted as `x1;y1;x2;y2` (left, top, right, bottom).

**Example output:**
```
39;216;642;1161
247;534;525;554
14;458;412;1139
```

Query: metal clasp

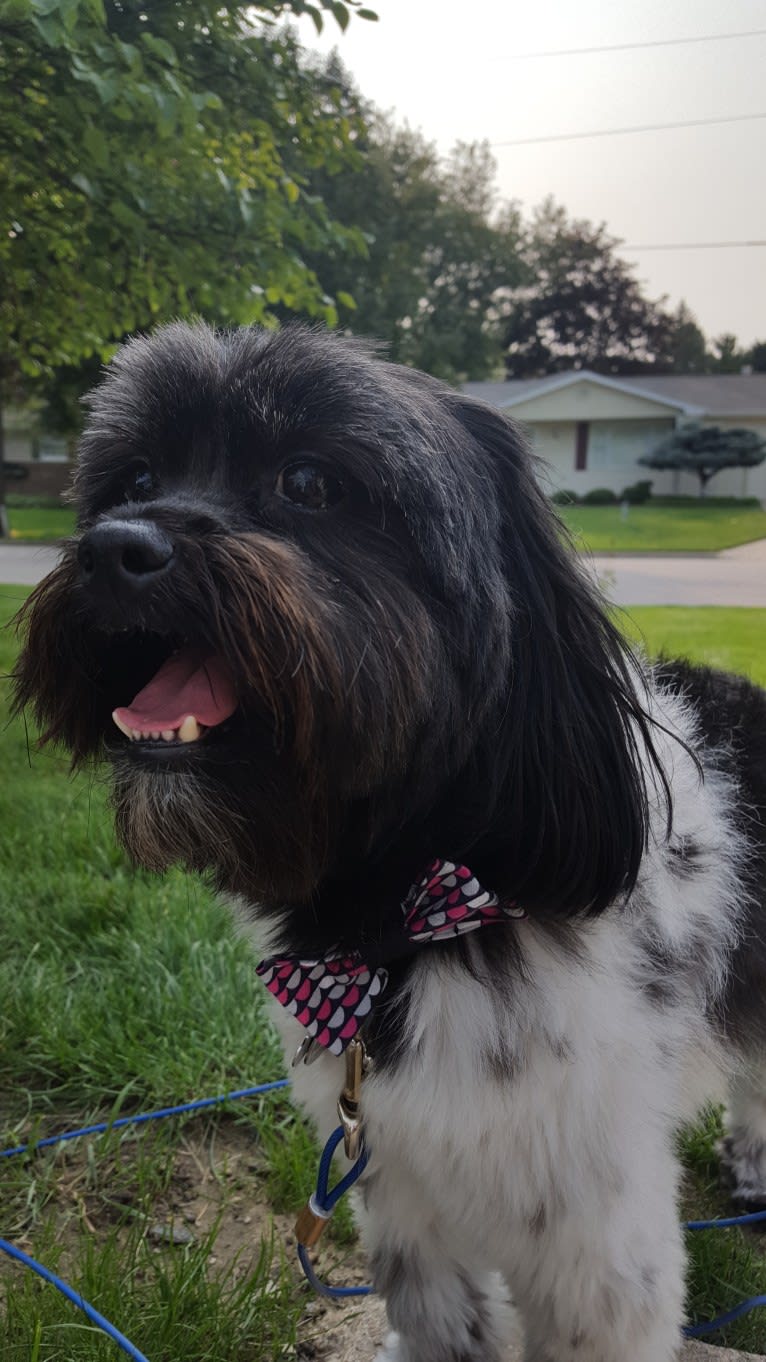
337;1037;369;1160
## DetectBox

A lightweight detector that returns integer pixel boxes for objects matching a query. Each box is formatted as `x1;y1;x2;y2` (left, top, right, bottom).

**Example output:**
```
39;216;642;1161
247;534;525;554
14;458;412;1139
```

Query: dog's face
14;323;661;926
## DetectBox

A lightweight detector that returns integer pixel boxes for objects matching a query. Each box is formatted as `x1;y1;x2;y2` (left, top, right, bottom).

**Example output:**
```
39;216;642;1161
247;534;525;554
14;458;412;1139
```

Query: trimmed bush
650;495;762;509
620;480;653;505
581;487;618;505
551;489;579;505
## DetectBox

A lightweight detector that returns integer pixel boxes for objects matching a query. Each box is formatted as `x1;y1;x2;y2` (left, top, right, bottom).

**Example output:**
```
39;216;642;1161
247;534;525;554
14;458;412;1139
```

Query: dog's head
14;323;666;927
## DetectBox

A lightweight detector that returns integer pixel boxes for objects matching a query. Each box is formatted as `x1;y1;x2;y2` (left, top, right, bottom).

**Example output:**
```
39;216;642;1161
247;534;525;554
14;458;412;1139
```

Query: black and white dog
14;323;766;1361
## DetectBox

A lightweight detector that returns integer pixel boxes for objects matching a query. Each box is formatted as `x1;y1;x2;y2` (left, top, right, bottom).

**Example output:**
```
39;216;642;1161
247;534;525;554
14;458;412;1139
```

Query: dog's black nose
78;519;174;590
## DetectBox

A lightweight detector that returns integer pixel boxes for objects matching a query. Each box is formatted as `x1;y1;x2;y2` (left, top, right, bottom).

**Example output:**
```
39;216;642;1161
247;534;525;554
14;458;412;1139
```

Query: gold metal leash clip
337;1036;369;1160
293;1036;371;1249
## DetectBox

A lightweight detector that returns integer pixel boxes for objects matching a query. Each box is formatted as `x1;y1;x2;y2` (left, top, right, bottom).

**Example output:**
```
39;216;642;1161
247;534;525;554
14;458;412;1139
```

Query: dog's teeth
130;729;141;741
178;715;200;742
150;730;160;741
161;729;175;742
112;712;132;740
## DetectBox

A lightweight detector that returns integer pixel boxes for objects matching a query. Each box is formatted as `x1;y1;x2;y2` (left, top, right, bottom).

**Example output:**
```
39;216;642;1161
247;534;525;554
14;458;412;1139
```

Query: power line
499;28;766;60
625;240;766;252
492;111;766;148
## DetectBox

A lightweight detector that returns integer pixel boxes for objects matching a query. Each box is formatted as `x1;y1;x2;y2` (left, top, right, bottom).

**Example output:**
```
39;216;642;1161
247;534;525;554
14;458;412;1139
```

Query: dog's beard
110;758;242;877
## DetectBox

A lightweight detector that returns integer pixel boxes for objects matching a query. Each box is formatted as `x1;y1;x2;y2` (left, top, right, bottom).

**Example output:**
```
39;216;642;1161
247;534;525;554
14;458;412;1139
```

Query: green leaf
336;291;357;309
71;171;96;199
330;2;349;31
302;4;324;33
140;33;179;67
82;123;108;169
356;7;379;17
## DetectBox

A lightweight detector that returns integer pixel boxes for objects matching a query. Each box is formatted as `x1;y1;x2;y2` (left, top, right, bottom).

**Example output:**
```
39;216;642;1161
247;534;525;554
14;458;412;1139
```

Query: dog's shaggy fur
14;323;766;1361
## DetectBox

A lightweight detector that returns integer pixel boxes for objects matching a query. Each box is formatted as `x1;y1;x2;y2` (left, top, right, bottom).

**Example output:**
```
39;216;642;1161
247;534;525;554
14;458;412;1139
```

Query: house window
575;421;589;470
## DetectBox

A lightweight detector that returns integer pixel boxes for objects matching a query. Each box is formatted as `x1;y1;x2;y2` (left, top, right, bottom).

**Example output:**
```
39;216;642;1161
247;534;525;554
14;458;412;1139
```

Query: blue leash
293;1124;373;1299
4;1087;766;1352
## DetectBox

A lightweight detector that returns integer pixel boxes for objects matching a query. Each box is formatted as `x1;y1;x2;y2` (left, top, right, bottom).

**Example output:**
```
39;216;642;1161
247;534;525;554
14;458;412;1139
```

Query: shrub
620;480;653;505
581;487;618;505
551;489;579;505
651;495;762;509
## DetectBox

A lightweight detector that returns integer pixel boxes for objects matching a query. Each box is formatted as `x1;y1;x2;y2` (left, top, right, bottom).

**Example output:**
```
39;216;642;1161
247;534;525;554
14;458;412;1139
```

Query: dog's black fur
15;324;673;929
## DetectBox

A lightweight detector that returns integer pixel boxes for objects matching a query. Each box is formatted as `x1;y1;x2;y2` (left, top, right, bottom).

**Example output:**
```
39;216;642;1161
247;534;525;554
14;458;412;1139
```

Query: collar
256;858;525;1056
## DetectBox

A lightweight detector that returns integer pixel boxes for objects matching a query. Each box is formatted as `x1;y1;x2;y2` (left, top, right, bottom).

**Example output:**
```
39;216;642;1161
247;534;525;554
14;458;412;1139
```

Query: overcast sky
297;0;766;347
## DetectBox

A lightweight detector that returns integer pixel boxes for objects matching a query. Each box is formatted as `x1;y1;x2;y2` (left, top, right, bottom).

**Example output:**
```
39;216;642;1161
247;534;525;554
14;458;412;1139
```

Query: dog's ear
449;396;670;916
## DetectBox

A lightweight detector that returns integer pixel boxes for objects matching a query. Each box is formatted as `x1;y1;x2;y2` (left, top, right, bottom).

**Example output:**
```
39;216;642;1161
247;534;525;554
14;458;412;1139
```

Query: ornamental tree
639;422;766;496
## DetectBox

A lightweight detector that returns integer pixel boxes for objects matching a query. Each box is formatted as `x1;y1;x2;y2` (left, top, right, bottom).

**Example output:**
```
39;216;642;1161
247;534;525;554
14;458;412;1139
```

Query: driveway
1;540;766;608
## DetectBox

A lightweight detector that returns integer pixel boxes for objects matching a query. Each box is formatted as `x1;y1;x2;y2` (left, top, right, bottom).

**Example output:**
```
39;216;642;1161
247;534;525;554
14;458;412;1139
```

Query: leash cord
0;1078;290;1160
295;1125;373;1299
4;1084;766;1348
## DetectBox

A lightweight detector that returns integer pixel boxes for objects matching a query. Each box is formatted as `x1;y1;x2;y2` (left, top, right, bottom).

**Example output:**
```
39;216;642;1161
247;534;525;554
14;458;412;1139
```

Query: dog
13;321;766;1362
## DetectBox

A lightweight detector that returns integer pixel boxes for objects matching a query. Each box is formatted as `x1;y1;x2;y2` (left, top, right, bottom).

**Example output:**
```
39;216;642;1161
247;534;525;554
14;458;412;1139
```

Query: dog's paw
718;1132;766;1210
373;1331;403;1362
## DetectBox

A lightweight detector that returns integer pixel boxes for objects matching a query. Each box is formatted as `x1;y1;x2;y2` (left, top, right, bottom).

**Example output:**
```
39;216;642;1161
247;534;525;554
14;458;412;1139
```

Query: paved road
1;540;765;608
0;543;60;586
590;537;766;608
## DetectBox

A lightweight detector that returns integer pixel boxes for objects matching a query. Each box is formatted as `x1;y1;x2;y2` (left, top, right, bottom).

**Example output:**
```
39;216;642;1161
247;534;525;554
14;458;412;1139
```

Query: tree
664;302;708;374
0;0;375;534
299;56;526;382
501;198;675;378
639;422;766;496
746;340;766;373
709;334;746;374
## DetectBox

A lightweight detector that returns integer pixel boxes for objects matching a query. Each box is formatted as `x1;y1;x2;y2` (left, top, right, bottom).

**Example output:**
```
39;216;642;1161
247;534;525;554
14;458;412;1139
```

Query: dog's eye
276;461;346;511
126;464;155;500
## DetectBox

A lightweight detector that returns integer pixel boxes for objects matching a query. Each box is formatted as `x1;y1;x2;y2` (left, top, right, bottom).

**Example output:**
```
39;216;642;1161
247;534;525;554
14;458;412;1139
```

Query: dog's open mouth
111;646;237;746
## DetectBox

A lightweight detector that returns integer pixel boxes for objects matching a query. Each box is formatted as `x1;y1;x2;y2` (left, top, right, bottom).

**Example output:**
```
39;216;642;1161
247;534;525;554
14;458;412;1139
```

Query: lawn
7;506;76;541
5;500;766;554
558;501;766;552
1;588;766;1354
623;606;766;686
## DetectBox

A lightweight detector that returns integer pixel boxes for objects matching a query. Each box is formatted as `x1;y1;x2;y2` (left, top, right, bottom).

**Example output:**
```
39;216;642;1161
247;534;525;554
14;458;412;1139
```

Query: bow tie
256;859;525;1056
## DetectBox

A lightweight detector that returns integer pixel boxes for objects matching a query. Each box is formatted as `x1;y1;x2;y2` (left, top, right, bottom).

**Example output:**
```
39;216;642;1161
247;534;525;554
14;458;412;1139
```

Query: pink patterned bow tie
256;859;525;1056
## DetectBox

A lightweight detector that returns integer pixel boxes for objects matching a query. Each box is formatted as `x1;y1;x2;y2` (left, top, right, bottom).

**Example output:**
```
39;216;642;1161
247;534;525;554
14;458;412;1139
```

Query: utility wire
498;28;766;60
492;111;766;148
625;239;766;251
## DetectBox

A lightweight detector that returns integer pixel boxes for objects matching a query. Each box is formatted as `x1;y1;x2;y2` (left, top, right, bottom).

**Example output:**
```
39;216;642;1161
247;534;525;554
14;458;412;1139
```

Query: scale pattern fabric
256;859;526;1055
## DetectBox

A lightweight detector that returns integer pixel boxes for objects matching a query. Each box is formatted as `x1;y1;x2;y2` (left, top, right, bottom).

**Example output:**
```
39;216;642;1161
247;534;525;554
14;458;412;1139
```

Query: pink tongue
114;649;237;731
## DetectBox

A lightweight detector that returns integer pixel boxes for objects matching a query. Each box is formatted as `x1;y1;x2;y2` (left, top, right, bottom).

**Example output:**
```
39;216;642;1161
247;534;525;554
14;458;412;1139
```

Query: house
461;371;766;502
3;405;72;500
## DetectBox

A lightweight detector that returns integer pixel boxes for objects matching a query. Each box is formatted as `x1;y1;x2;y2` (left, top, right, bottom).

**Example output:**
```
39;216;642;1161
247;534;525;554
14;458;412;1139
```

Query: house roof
462;370;766;419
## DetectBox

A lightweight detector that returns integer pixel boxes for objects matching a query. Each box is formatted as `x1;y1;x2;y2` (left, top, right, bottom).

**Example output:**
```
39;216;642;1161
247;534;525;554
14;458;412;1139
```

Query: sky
297;0;766;348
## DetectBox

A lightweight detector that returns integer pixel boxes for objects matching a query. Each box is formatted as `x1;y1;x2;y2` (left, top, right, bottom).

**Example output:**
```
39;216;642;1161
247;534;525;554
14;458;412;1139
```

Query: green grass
0;587;339;1360
623;606;766;686
558;501;766;552
2;590;766;1352
7;506;76;541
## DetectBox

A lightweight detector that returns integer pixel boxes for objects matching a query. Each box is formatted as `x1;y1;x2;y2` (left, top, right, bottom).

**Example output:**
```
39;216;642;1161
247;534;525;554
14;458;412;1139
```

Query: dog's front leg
509;1153;685;1362
361;1178;509;1362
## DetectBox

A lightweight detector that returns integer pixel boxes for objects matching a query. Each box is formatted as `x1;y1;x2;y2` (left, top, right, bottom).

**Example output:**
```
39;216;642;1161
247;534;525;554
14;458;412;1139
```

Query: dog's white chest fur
253;688;750;1362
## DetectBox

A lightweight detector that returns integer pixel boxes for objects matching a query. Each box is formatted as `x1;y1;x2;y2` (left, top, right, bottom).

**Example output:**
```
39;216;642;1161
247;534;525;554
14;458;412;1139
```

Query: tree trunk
698;469;713;499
